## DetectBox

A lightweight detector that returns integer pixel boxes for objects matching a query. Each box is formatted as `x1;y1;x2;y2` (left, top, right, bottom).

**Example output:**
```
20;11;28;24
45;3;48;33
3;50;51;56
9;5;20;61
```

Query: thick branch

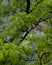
26;0;30;14
26;0;44;14
4;12;52;44
18;17;50;45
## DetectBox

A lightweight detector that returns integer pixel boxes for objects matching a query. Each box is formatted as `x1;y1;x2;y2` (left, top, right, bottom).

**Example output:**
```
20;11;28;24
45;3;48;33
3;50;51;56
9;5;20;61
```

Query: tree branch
18;17;50;45
26;0;30;14
36;51;51;65
4;11;52;44
40;52;50;60
26;0;44;14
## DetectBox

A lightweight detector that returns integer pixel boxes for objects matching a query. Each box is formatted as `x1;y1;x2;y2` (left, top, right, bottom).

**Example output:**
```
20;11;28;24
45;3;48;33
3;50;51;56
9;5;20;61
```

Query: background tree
0;0;52;65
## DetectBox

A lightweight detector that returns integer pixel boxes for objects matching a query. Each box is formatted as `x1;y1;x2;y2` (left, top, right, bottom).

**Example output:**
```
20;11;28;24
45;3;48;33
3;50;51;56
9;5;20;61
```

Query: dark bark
26;0;30;14
18;17;51;45
38;52;50;65
26;0;44;14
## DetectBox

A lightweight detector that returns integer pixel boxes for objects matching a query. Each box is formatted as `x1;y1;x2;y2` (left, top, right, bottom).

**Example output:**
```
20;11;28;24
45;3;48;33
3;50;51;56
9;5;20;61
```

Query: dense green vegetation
0;0;52;65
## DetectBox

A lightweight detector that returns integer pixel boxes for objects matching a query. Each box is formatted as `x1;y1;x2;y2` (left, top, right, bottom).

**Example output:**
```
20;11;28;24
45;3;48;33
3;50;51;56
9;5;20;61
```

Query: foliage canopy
0;0;52;65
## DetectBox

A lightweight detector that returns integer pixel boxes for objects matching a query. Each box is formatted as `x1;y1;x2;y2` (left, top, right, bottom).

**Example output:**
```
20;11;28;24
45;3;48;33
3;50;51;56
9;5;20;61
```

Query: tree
0;0;52;65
